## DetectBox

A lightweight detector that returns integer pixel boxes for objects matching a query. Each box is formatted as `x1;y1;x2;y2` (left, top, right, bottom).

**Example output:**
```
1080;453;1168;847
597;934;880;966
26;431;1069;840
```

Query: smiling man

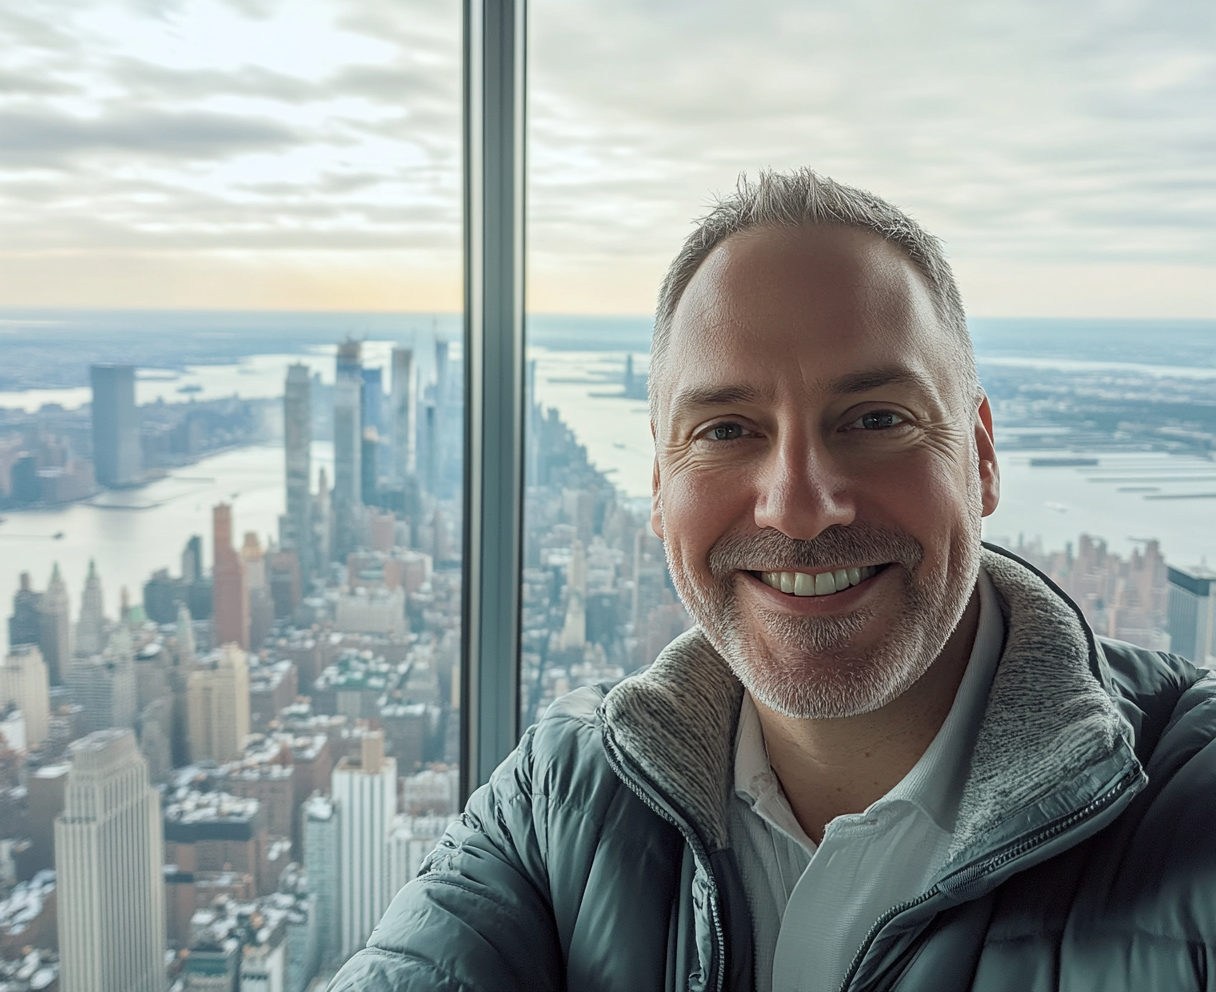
331;171;1216;992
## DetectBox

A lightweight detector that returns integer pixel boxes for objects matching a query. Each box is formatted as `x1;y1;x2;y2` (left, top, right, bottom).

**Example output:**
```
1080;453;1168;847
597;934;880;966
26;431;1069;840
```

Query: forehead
659;224;956;419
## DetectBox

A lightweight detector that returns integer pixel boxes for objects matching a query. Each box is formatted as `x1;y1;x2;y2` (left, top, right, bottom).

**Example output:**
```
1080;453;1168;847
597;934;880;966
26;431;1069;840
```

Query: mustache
707;525;923;578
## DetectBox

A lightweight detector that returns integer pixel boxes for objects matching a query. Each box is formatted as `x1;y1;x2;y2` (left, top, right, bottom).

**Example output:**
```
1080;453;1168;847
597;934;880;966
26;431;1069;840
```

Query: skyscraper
390;347;416;482
56;728;166;992
66;625;137;736
212;503;249;650
176;602;196;665
8;572;42;650
333;347;364;559
332;732;397;960
283;363;314;582
76;558;106;657
0;643;50;748
187;643;251;763
315;466;332;569
361;366;383;438
38;562;72;684
303;792;339;968
1167;565;1216;664
90;364;140;488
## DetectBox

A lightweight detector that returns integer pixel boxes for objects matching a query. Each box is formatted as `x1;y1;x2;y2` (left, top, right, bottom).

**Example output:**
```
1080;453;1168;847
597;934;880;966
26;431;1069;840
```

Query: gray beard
664;521;980;720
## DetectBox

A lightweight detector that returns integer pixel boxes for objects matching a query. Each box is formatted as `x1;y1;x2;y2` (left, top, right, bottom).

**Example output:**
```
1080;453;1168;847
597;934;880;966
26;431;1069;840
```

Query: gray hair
649;168;976;420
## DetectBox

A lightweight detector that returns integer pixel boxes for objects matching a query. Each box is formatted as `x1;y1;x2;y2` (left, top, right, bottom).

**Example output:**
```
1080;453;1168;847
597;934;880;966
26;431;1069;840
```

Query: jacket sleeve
327;723;565;992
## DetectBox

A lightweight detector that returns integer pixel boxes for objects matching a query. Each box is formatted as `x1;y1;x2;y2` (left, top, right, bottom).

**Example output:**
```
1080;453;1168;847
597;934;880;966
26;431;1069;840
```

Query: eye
846;409;907;431
702;421;750;441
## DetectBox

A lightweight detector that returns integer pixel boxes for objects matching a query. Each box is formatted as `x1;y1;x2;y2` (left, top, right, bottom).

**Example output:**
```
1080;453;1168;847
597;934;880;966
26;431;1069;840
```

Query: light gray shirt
729;569;1005;992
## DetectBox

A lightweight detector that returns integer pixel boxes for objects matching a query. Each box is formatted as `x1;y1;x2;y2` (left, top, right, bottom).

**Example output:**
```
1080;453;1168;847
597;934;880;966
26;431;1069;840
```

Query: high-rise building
90;364;140;488
1167;565;1216;664
361;366;383;438
302;792;339;968
283;363;314;581
390;348;416;482
332;732;397;961
333;347;364;560
25;761;69;875
66;625;137;736
38;562;72;684
8;572;43;650
212;503;249;650
182;534;203;584
242;531;275;649
76;559;106;657
176;602;196;665
313;465;332;571
56;728;166;992
187;643;251;763
0;643;50;748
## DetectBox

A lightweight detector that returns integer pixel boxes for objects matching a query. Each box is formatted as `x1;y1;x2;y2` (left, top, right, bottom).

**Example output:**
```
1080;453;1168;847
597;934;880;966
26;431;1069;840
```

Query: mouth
750;563;889;598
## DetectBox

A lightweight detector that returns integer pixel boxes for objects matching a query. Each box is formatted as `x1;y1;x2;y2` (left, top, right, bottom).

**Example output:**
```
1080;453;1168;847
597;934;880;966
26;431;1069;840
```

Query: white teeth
758;564;879;597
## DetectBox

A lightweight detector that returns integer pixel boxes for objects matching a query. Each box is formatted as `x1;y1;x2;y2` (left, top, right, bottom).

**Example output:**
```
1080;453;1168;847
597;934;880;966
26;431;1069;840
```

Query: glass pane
0;0;462;986
524;0;1216;731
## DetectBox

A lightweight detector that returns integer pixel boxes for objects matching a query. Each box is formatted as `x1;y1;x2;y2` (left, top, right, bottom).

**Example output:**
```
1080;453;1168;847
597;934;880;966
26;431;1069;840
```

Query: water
0;443;333;654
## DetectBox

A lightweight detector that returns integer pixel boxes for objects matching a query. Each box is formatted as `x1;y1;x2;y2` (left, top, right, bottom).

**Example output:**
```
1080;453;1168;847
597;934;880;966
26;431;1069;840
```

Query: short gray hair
649;169;976;420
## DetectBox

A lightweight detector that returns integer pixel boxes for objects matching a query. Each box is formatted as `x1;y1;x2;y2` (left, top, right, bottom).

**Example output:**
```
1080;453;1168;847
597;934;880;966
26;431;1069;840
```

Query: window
520;0;1216;713
0;0;463;985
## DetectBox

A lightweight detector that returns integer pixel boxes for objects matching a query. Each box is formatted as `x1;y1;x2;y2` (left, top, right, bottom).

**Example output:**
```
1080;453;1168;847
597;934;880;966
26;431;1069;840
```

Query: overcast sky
0;0;1213;317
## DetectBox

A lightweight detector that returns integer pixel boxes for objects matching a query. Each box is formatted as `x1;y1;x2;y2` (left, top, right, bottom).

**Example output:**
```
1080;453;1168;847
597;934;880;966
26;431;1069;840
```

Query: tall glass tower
283;363;313;581
89;364;140;488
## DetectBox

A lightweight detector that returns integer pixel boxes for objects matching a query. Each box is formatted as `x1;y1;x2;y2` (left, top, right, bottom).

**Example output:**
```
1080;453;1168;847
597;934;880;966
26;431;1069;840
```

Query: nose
753;433;856;540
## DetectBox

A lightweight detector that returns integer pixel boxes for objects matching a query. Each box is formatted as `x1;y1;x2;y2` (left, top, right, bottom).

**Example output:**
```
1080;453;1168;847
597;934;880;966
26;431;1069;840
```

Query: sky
0;0;1213;318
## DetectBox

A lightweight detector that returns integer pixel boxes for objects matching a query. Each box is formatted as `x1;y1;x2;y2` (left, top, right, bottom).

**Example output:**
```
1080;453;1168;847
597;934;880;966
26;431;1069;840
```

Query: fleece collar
600;546;1140;859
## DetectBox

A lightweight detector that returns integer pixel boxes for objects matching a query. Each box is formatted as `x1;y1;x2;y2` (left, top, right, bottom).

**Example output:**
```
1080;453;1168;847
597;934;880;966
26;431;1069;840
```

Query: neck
755;587;980;844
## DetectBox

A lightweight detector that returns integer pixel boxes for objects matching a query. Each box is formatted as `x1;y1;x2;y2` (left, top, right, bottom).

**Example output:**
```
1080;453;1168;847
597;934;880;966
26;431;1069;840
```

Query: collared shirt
728;569;1005;992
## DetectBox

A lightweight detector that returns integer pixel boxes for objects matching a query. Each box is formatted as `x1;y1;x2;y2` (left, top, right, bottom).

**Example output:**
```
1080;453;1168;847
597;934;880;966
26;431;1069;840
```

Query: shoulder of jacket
508;685;623;809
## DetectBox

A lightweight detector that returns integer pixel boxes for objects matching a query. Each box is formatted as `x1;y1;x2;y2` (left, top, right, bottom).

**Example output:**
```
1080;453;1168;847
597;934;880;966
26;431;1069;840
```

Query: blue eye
708;423;746;441
852;410;905;430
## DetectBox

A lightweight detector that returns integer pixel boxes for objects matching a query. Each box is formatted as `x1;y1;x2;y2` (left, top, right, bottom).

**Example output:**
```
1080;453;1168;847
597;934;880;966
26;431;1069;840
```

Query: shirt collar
734;566;1006;838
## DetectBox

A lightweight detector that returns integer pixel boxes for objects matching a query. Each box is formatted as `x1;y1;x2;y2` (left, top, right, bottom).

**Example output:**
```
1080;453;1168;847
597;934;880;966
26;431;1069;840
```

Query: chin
729;620;940;720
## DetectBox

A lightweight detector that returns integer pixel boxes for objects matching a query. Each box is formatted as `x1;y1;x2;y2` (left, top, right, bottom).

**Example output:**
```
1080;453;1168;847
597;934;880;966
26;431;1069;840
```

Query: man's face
651;224;999;719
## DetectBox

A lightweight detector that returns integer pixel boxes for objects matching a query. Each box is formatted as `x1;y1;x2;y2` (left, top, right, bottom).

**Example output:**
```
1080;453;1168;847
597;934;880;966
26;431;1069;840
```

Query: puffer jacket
329;545;1216;991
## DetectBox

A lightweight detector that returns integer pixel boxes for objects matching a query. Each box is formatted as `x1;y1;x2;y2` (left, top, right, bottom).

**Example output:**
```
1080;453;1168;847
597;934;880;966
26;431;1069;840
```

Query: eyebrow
827;366;935;396
668;384;770;414
668;366;933;418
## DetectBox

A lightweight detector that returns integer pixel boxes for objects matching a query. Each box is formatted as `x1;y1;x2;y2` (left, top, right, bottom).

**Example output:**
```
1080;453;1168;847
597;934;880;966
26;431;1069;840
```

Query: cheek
661;471;751;563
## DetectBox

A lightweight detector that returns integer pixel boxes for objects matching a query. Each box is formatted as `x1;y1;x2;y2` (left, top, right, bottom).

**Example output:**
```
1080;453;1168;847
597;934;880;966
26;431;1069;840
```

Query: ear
650;422;664;539
975;394;1000;517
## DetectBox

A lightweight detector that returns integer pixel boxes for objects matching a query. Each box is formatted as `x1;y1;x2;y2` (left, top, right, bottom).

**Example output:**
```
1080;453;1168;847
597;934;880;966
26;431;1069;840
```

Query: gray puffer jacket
329;546;1216;991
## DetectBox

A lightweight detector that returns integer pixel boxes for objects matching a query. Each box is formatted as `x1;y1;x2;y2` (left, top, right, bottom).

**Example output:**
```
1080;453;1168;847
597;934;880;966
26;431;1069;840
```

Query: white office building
56;728;166;992
332;732;397;961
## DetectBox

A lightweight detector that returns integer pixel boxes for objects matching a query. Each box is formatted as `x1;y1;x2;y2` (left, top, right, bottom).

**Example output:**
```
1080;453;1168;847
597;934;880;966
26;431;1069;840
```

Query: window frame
460;0;527;799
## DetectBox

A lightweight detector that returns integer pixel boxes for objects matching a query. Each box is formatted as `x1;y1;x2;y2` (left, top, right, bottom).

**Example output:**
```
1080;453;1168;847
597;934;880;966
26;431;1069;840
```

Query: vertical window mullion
461;0;527;800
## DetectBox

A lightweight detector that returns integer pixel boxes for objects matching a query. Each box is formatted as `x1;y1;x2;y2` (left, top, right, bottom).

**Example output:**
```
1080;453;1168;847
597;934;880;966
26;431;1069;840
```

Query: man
331;170;1216;991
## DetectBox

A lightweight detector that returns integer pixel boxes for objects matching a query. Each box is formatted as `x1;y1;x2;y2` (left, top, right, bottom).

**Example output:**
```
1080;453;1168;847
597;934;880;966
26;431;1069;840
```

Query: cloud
109;56;321;103
0;107;299;165
524;0;1216;271
0;0;1211;313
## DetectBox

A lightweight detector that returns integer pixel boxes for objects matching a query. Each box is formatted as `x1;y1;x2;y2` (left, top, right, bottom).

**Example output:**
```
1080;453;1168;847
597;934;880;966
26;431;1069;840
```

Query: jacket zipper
834;764;1140;992
601;724;729;992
